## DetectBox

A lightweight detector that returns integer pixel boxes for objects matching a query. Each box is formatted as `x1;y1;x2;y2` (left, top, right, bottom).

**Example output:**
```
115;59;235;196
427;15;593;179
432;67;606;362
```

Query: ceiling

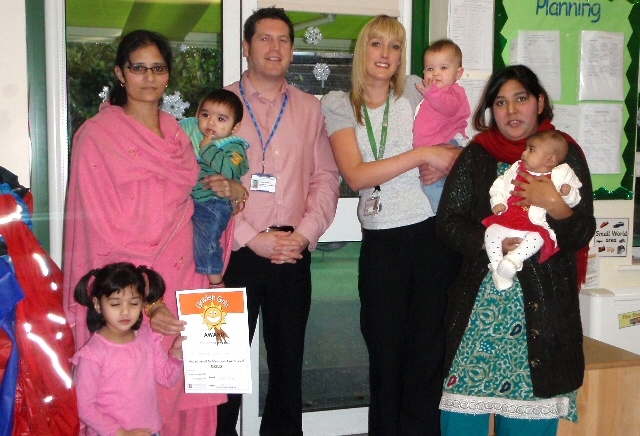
65;0;372;43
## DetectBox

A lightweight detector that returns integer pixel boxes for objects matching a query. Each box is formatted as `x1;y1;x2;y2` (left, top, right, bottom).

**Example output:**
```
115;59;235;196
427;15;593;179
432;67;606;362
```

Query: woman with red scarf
435;65;595;436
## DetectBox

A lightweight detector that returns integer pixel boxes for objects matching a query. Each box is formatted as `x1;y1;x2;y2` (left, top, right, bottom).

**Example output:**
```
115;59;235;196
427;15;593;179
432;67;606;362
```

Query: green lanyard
363;94;390;161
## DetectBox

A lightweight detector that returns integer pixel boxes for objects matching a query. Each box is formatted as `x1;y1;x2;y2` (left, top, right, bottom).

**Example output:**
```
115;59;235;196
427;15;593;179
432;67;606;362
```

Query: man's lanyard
363;95;390;193
239;80;288;174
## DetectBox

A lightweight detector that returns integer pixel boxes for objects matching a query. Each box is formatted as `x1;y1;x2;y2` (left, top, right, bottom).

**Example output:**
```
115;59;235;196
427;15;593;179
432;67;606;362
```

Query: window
66;2;223;141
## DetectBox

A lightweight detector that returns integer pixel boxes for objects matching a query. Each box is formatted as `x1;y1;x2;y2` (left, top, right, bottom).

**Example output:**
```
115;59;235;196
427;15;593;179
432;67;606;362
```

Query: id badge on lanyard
250;173;277;193
363;186;382;216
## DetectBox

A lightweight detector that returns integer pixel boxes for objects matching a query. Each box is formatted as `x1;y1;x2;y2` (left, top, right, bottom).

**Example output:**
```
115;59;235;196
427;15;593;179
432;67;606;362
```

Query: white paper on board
577;103;622;174
448;0;494;72
458;73;489;139
552;105;580;142
510;31;562;101
578;31;624;101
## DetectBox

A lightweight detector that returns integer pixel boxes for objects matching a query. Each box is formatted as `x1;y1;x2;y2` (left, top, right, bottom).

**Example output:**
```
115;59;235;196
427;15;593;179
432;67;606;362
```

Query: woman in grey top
321;15;462;436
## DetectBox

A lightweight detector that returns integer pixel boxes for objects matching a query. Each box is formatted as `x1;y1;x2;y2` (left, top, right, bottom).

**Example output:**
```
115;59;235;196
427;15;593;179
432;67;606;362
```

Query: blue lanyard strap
239;80;288;173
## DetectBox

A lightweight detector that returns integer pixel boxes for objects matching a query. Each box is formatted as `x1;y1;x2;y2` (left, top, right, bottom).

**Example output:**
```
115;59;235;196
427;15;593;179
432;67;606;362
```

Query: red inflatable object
0;329;11;386
0;194;79;435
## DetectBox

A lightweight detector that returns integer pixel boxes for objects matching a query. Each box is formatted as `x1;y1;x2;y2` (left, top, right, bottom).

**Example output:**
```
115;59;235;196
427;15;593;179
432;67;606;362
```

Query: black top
436;141;596;398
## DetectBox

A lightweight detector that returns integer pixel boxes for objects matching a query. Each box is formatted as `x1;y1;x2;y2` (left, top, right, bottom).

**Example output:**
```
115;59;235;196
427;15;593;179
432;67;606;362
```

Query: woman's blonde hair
350;15;406;125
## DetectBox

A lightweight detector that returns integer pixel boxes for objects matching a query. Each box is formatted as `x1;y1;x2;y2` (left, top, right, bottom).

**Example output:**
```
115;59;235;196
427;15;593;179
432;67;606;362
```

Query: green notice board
496;0;639;198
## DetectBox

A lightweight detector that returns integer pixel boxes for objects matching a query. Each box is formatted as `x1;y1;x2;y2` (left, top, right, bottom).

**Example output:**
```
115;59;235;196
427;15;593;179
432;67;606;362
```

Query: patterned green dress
439;163;578;422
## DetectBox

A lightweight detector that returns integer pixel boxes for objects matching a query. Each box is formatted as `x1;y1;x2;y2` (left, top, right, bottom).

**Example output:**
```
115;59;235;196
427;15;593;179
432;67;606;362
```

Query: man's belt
263;225;295;233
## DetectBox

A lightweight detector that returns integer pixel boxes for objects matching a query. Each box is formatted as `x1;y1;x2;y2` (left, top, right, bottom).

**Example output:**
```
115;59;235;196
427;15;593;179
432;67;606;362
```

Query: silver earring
120;82;125;87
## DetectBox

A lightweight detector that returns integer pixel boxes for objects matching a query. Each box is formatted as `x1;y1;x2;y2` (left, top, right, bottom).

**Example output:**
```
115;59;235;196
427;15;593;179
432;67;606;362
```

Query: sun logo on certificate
201;302;229;344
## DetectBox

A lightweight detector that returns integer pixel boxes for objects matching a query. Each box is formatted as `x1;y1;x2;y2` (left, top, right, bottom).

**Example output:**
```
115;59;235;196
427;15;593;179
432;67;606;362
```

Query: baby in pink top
413;39;471;212
71;263;184;436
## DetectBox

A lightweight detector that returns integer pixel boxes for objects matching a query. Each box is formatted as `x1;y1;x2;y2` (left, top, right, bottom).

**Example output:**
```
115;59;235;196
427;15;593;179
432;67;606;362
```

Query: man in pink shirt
217;7;340;436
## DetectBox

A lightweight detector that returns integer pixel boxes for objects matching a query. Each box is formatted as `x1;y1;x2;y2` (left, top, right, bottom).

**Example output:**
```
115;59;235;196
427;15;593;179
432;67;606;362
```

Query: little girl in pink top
71;263;184;436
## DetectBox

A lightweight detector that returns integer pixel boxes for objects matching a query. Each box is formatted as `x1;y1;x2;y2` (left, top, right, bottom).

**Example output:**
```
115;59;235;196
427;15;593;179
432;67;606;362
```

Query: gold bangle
144;298;164;317
232;188;249;215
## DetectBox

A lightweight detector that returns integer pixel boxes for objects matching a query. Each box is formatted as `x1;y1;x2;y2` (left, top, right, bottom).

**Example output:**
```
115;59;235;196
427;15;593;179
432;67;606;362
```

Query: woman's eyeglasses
126;64;169;75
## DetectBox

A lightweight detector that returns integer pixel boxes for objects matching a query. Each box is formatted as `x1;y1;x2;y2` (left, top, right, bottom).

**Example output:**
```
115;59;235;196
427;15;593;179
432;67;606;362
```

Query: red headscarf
473;119;588;285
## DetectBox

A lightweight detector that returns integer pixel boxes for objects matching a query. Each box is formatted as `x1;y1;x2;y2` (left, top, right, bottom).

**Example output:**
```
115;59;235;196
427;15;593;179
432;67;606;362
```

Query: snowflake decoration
162;91;190;119
304;27;322;45
99;86;110;102
179;44;189;53
313;63;331;88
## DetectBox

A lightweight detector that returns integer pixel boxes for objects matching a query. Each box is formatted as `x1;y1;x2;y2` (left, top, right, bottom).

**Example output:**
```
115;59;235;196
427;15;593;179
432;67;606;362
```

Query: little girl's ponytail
73;268;109;333
73;268;99;309
137;265;166;304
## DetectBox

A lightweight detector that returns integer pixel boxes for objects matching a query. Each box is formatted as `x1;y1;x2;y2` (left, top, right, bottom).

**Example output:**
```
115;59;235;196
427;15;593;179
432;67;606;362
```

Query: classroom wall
1;0;30;186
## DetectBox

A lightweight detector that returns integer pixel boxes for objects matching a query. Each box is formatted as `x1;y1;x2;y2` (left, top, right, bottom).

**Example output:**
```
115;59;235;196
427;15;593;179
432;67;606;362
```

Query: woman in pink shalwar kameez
63;30;232;435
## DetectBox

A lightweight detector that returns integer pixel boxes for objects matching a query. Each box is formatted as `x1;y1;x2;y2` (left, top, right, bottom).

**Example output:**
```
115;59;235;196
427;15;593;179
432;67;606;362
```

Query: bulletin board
495;0;640;199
